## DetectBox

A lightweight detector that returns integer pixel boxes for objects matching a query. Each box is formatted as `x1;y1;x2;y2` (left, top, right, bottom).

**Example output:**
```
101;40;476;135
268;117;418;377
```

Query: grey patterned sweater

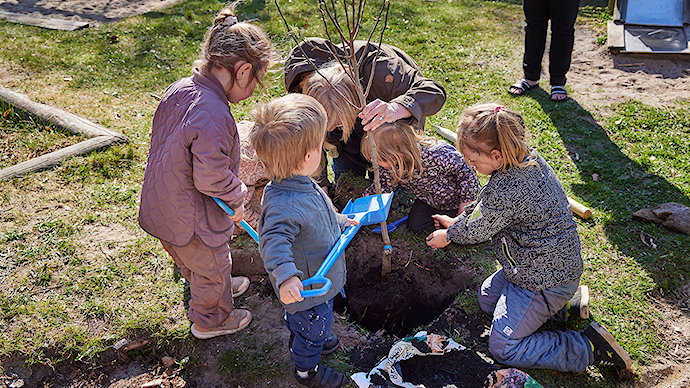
447;151;582;291
363;140;479;211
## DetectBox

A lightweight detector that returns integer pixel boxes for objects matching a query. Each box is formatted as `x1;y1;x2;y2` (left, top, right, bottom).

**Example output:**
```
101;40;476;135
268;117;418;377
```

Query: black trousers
407;199;458;234
522;0;580;86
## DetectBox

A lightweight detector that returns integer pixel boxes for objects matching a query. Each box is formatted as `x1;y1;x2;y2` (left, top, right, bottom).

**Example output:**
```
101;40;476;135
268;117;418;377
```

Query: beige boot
191;309;252;339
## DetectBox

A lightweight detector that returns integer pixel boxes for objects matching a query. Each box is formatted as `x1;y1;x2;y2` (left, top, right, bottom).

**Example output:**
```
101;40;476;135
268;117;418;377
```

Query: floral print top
364;140;480;212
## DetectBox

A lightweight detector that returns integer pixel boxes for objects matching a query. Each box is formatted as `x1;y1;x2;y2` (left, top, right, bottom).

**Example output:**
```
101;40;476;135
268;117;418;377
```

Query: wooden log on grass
0;136;121;180
0;86;129;180
0;86;128;141
0;11;89;31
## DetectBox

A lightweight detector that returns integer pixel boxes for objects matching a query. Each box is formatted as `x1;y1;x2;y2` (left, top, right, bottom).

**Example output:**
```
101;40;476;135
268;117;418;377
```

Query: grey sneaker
231;276;250;297
584;321;632;370
568;285;589;319
294;364;346;388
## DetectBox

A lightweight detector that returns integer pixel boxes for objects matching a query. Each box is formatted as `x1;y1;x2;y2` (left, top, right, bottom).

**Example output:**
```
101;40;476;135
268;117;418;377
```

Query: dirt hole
334;232;474;336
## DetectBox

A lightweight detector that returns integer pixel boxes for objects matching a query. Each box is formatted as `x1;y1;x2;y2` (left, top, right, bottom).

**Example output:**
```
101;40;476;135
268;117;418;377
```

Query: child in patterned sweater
361;121;480;233
426;103;632;373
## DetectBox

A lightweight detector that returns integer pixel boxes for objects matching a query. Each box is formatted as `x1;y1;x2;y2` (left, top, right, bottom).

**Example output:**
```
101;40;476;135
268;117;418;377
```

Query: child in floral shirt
361;121;480;232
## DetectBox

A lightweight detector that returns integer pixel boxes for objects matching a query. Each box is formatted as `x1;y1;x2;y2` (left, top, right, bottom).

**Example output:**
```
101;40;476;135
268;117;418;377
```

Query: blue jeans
479;269;594;372
285;298;334;371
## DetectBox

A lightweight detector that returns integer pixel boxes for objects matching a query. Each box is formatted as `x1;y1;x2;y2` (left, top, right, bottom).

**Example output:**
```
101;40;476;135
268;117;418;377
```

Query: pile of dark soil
400;348;497;388
349;305;496;388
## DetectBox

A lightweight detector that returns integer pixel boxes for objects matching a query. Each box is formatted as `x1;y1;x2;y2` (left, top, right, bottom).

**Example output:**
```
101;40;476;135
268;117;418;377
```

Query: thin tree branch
362;0;390;99
275;0;363;109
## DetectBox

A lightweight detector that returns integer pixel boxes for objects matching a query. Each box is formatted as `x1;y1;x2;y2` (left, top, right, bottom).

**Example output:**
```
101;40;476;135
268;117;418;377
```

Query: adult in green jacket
284;37;446;190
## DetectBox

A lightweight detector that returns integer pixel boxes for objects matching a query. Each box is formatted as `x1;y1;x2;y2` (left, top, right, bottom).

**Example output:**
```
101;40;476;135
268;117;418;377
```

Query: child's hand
279;276;304;304
432;214;458;229
227;204;245;222
426;229;450;248
344;218;360;228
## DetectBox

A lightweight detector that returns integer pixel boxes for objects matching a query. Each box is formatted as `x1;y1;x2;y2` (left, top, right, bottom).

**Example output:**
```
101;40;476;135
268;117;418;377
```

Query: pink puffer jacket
138;68;247;248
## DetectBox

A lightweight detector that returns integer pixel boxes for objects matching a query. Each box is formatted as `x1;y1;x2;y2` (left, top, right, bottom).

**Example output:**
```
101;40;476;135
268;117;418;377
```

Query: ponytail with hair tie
494;105;504;115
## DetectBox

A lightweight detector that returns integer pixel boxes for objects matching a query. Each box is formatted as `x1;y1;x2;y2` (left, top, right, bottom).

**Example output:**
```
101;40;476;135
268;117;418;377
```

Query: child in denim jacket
251;94;358;388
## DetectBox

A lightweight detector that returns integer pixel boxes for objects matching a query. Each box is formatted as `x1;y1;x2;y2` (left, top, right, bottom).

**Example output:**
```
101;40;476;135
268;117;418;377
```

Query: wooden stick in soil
367;133;392;276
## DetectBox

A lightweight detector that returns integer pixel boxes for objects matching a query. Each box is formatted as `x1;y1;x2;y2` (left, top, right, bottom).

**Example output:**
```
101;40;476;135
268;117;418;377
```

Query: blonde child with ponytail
139;4;275;339
360;121;479;233
427;103;632;373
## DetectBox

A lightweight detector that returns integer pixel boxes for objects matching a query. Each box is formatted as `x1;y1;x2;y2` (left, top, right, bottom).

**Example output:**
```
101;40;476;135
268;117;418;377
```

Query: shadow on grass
528;90;690;290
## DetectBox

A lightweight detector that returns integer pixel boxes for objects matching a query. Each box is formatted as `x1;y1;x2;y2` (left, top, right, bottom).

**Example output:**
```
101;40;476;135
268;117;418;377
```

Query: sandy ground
568;26;690;109
0;0;187;25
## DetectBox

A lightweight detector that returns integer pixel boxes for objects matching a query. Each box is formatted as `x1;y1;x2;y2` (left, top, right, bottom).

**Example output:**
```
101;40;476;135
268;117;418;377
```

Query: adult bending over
284;37;446;189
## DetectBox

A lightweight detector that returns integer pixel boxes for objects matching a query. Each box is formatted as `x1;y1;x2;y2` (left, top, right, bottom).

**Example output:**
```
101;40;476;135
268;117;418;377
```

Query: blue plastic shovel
212;197;260;243
300;192;393;298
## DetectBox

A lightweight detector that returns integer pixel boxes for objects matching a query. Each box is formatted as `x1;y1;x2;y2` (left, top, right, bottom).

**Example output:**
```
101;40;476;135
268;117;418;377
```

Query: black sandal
550;85;569;102
508;79;538;96
295;364;346;388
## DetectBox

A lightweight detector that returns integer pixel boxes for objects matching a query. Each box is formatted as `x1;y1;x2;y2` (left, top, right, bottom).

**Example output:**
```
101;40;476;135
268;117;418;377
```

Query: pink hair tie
494;105;504;115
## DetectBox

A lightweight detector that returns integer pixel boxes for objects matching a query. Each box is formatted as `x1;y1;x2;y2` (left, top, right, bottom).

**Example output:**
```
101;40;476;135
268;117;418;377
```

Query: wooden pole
0;136;122;180
367;134;393;276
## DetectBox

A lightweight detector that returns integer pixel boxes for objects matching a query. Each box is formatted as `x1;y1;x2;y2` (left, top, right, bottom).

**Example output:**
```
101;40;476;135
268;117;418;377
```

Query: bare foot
550;85;569;102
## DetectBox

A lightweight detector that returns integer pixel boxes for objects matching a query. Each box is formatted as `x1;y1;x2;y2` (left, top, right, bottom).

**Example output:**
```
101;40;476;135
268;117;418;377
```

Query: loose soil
1;1;690;387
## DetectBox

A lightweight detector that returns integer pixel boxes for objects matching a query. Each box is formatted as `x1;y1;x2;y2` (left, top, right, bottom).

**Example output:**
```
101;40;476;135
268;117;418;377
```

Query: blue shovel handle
212;197;259;243
300;222;362;298
300;276;332;298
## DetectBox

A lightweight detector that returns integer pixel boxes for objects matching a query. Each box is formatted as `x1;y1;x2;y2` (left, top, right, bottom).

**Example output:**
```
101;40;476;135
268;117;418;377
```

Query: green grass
0;104;88;169
0;0;689;386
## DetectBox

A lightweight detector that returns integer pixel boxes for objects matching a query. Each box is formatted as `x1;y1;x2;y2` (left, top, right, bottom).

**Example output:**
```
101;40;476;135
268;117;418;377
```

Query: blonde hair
195;3;276;88
302;62;362;143
250;94;327;182
360;121;435;185
456;103;536;172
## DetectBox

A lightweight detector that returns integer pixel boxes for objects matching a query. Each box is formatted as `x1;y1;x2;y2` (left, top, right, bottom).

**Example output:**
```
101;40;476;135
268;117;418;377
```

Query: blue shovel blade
301;193;393;298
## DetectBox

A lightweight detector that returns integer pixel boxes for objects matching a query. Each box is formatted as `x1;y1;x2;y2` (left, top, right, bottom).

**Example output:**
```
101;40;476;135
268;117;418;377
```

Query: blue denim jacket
259;175;347;314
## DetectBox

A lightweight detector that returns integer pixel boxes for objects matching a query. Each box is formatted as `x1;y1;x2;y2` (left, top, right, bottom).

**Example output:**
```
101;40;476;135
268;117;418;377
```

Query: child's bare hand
279;276;304;304
432;214;458;229
458;201;472;216
226;203;244;222
426;229;450;248
344;218;360;228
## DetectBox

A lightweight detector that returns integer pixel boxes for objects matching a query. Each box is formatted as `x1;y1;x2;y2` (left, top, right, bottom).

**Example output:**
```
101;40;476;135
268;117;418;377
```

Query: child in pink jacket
138;5;275;339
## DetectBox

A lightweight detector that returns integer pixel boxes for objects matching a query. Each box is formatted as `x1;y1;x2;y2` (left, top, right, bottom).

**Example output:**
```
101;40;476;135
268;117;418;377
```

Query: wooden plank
433;125;457;143
607;20;625;50
0;11;88;31
0;136;123;180
0;86;127;141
